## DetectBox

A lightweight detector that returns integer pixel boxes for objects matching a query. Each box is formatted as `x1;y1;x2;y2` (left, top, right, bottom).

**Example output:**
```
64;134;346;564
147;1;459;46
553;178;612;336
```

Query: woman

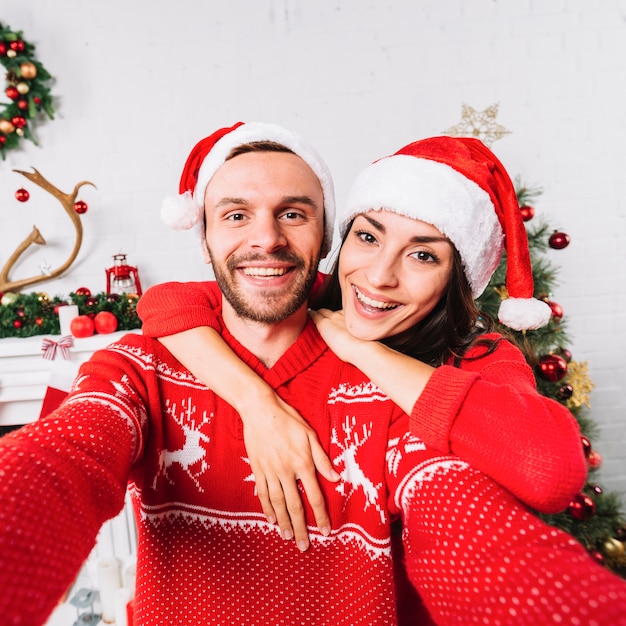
137;135;587;552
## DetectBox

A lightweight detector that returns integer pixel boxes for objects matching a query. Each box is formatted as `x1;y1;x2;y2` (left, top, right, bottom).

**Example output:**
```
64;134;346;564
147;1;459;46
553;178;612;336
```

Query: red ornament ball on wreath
549;231;571;250
70;315;95;338
587;450;603;471
12;319;22;329
75;287;91;297
558;384;574;401
11;116;27;129
581;436;592;458
74;200;88;214
538;354;568;382
519;205;535;222
94;311;118;334
568;493;596;521
5;86;19;100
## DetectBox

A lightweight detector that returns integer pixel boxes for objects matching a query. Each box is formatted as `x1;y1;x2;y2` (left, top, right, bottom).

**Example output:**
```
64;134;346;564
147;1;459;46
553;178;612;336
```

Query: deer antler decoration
0;168;96;293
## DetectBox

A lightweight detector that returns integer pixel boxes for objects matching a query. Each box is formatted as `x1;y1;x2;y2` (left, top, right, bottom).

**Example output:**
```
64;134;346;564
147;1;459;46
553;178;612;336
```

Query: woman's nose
364;253;399;288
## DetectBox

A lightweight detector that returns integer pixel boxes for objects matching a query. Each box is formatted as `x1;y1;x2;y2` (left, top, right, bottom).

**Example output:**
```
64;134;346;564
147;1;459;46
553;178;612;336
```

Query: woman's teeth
355;286;398;310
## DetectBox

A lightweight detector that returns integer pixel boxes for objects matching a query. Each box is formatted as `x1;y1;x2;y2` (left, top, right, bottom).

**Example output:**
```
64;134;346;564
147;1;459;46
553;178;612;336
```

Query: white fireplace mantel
0;330;140;426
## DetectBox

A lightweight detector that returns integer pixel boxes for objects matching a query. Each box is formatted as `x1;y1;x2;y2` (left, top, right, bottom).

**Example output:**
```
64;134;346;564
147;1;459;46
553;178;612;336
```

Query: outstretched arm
138;283;338;550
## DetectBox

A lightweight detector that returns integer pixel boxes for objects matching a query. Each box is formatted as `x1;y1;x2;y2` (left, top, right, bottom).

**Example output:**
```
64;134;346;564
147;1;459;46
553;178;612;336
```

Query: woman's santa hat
161;121;336;257
340;135;551;331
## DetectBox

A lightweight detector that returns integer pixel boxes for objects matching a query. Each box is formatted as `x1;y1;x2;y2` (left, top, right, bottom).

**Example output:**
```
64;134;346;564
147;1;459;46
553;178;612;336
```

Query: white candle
114;586;132;626
58;304;79;337
97;556;122;623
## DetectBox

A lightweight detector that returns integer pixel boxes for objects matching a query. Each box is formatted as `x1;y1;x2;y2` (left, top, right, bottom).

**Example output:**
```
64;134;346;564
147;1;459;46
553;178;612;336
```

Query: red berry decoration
13;319;22;329
538;354;568;382
568;493;596;521
581;436;592;458
519;205;535;222
11;116;27;129
17;99;28;111
590;485;603;495
549;231;570;250
35;317;43;326
70;315;95;338
546;300;563;321
558;384;573;400
94;311;119;334
0;42;6;56
74;200;88;214
15;188;30;202
75;287;92;297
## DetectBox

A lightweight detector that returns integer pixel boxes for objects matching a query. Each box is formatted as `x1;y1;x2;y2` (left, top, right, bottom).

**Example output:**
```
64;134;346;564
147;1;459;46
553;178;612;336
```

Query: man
1;122;625;626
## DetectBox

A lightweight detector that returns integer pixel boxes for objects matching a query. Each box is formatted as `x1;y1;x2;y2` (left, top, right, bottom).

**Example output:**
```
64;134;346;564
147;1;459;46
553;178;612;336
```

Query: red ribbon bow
41;335;74;360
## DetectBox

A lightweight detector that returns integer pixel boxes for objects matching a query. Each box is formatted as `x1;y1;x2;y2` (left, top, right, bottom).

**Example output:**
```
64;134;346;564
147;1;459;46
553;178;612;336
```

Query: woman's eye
411;250;437;263
355;230;377;244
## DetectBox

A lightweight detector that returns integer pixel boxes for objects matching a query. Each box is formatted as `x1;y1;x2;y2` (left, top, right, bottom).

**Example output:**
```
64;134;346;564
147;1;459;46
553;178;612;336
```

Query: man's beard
209;249;320;324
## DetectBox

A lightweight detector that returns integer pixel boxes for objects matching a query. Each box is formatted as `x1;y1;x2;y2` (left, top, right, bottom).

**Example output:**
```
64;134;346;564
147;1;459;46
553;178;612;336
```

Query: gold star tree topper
444;103;511;147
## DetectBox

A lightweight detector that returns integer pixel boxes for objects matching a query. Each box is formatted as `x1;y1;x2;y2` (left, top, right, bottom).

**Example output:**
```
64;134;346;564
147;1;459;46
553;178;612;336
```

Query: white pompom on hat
161;121;336;257
340;136;551;331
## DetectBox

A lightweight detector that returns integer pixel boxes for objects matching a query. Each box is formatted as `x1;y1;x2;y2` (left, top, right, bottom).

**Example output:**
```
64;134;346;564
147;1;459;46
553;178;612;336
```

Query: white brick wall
2;0;625;500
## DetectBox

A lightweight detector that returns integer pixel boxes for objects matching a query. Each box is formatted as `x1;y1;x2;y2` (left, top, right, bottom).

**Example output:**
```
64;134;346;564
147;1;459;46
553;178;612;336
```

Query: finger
254;474;277;525
310;439;340;482
281;481;310;551
267;478;295;543
298;470;331;538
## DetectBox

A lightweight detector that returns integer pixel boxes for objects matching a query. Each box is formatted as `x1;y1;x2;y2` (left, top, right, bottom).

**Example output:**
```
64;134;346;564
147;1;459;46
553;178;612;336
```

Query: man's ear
202;239;212;265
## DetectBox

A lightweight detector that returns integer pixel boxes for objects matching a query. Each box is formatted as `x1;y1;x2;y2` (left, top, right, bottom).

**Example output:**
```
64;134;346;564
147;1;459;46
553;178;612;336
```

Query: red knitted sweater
2;292;625;625
137;278;587;513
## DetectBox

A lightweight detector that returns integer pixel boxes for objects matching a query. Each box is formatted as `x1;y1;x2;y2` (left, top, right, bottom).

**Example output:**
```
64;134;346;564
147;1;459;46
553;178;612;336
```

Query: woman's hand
240;388;340;552
309;308;367;364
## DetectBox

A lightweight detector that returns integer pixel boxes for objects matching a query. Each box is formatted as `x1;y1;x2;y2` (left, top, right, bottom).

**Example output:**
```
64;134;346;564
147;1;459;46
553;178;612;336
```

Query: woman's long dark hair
312;217;502;367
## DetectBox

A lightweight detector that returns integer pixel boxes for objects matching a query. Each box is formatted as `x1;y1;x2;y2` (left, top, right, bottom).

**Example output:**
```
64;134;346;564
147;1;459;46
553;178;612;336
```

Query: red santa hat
340;135;551;331
162;121;336;257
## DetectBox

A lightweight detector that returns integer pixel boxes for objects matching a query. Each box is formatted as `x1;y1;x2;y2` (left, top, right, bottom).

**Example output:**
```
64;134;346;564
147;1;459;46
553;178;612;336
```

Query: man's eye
227;213;246;221
281;211;302;220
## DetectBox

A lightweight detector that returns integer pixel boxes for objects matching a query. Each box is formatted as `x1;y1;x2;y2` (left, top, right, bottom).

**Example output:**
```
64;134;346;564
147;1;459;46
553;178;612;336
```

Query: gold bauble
37;292;50;303
0;119;16;134
20;62;38;80
604;537;625;556
16;82;30;95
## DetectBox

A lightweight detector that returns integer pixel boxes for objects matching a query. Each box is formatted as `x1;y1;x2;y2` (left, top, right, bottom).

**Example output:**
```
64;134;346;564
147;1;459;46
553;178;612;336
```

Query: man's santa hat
340;135;551;331
161;121;336;257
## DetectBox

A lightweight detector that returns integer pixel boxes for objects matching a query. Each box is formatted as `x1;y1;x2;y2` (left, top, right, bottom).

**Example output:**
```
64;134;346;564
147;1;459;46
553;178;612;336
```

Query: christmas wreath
0;22;55;159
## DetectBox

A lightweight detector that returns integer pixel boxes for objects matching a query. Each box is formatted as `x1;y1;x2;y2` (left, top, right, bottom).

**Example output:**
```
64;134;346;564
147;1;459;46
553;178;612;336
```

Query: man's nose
248;214;287;252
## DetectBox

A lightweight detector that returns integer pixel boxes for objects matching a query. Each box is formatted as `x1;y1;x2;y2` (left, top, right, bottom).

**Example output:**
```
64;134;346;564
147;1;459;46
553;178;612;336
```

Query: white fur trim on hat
342;155;504;298
498;297;552;331
161;191;201;231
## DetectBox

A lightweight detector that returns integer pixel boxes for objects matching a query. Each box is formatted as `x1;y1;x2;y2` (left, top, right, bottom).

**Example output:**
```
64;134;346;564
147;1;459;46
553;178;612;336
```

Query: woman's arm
138;283;339;551
310;308;586;514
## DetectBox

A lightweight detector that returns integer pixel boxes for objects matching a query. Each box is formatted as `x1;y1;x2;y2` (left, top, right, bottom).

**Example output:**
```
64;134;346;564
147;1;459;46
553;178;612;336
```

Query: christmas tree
476;178;626;578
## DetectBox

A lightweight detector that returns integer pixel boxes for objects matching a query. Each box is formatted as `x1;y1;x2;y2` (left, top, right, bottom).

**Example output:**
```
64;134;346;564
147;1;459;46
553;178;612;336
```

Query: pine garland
0;291;141;339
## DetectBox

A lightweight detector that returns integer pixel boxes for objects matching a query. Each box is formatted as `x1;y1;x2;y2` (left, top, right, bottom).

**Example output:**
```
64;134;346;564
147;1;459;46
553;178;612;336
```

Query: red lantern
106;253;143;297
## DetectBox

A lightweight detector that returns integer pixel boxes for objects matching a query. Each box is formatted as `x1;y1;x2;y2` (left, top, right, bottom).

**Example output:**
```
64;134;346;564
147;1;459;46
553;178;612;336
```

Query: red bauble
5;86;19;100
520;205;535;222
70;315;95;338
75;287;92;297
557;347;572;362
33;96;41;105
85;297;98;308
568;493;596;521
35;317;43;326
546;300;563;321
549;231;570;249
17;99;28;111
9;40;25;53
589;550;604;565
15;188;30;202
581;436;592;458
94;311;119;334
106;293;121;303
0;136;5;146
0;42;6;56
587;451;603;470
558;384;573;400
16;307;25;318
11;116;27;129
74;200;88;214
590;485;603;495
538;354;568;382
12;319;22;329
